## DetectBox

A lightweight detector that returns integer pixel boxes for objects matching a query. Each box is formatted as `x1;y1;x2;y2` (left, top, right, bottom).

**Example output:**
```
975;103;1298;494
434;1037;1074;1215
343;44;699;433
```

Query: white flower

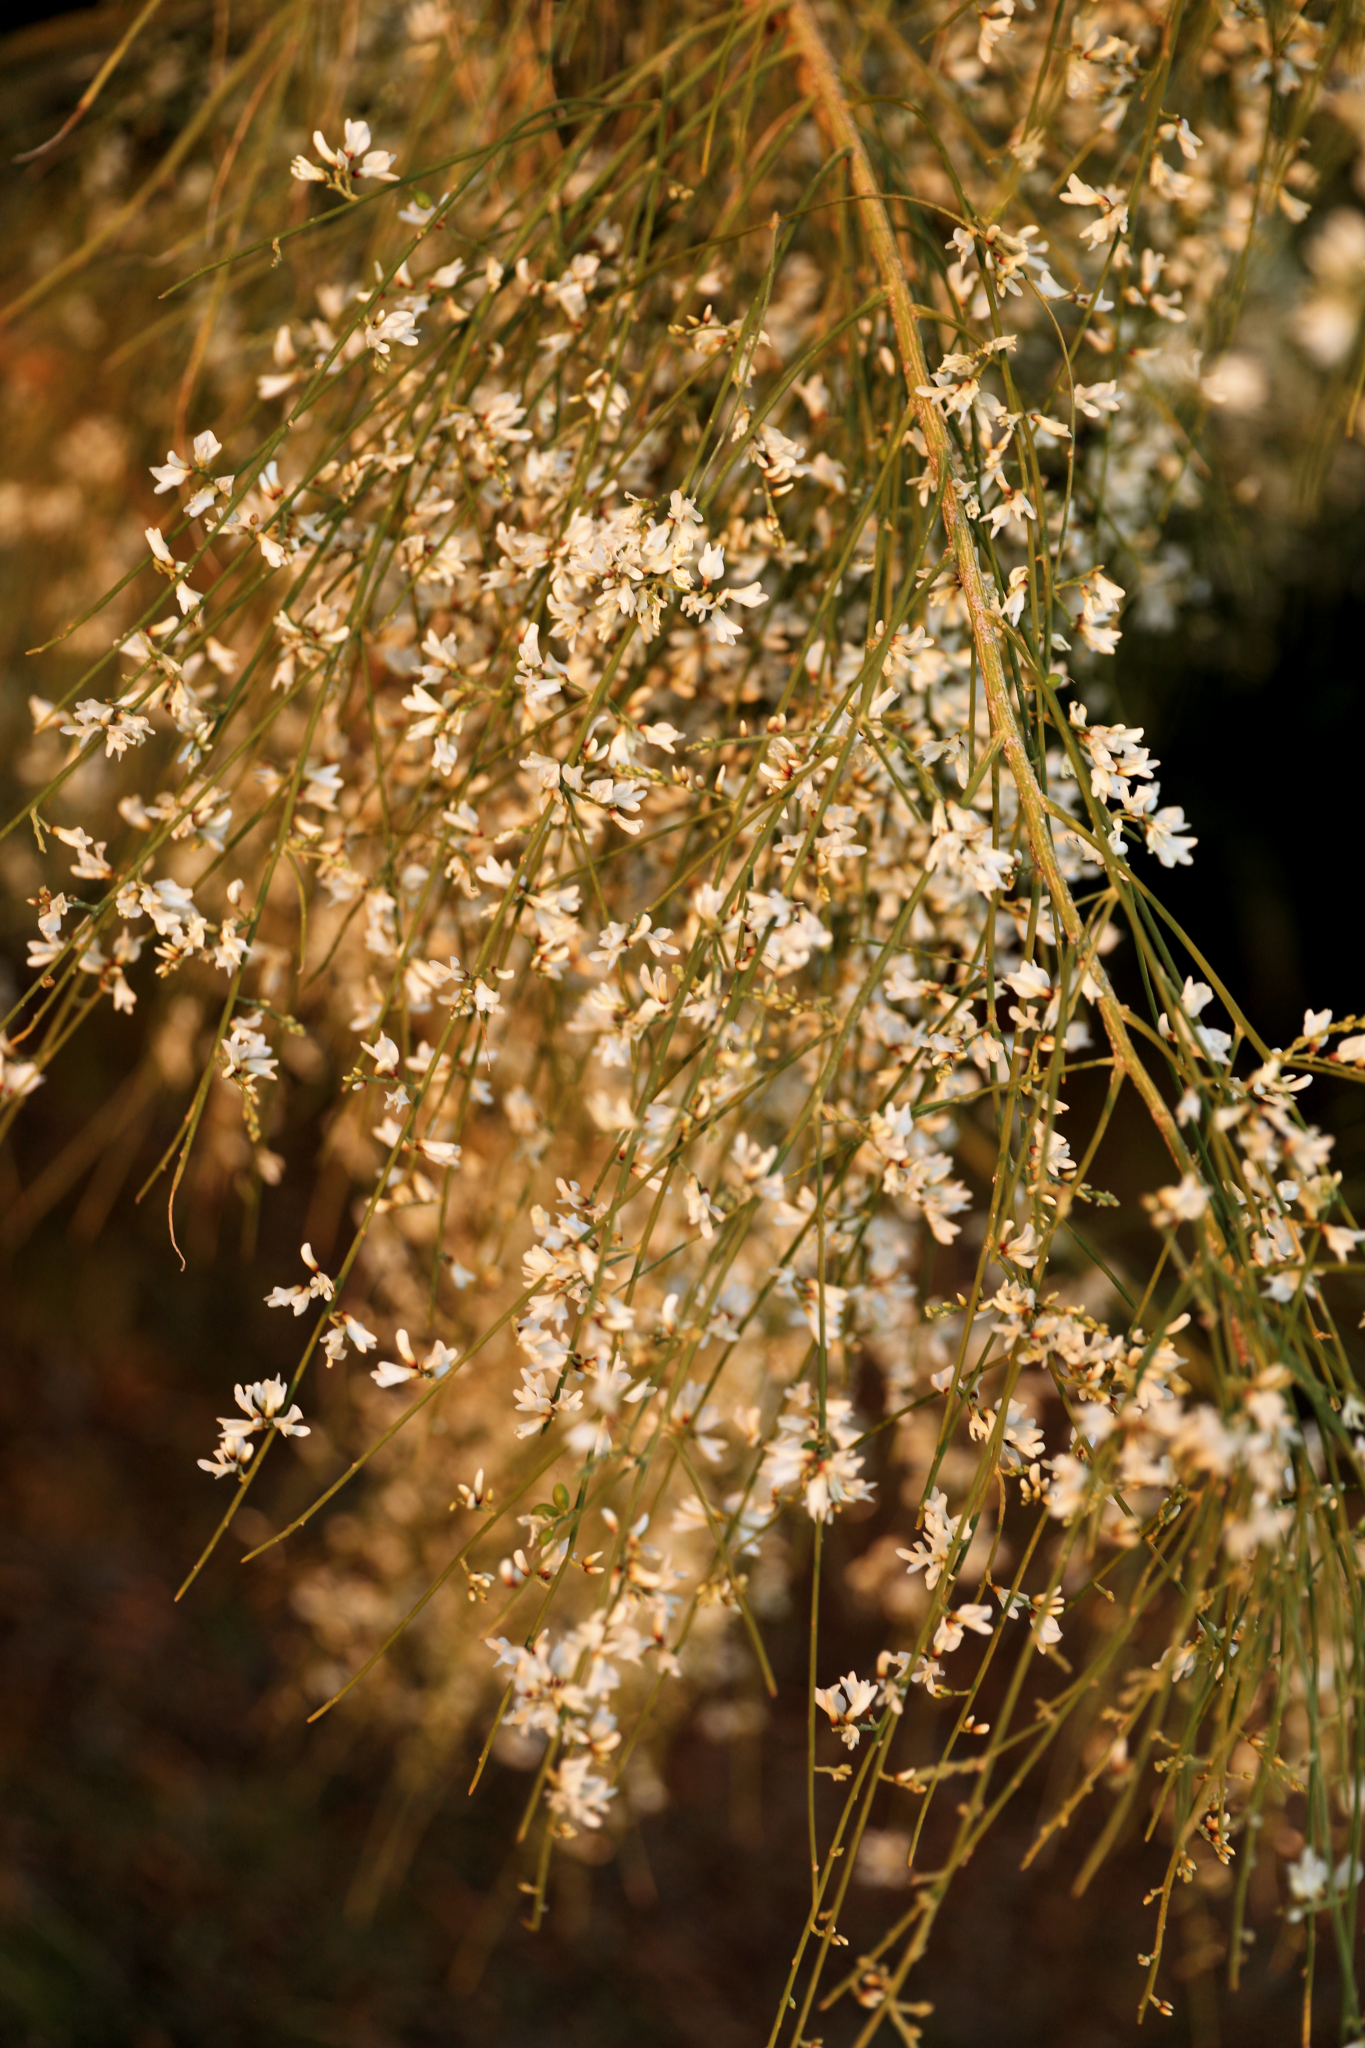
198;1436;255;1480
814;1671;880;1747
512;1366;583;1438
1030;1592;1064;1644
296;119;399;185
1003;960;1051;1002
220;1014;278;1090
1287;1846;1331;1918
1157;978;1232;1063
371;1328;460;1388
418;1137;462;1168
365;1033;401;1074
363;305;423;356
0;1038;45;1102
933;1603;994;1655
1148;1173;1209;1227
896;1488;960;1590
216;1378;309;1443
264;1242;335;1315
60;699;154;759
761;1387;875;1521
1145;805;1197;867
546;1754;615;1835
1073;380;1123;420
1059;174;1129;245
150;450;191;493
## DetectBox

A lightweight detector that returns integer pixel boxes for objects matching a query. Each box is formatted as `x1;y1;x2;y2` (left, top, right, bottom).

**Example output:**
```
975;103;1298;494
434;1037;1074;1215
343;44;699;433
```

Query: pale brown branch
760;0;1191;1177
12;0;169;165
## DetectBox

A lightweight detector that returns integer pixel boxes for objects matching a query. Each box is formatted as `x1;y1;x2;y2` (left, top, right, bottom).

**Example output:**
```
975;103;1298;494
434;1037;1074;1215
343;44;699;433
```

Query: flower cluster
4;0;1365;2030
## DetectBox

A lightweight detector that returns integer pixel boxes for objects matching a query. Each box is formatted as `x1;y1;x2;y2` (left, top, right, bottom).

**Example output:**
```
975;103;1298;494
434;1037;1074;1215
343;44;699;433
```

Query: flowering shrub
4;0;1365;2035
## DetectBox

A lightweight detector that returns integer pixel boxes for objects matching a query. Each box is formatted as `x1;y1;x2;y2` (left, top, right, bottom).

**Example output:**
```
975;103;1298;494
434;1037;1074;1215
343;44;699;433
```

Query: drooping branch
760;0;1192;1177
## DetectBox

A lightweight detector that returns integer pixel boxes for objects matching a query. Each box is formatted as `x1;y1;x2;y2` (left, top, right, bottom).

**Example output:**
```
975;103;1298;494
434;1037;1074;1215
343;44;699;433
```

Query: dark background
4;1;88;29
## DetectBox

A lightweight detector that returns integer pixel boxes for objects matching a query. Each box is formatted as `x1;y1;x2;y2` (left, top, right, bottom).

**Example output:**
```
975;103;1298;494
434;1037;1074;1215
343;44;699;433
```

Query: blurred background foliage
0;1;1361;2043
